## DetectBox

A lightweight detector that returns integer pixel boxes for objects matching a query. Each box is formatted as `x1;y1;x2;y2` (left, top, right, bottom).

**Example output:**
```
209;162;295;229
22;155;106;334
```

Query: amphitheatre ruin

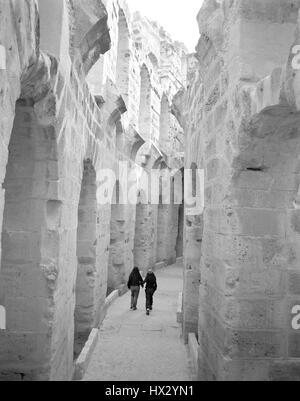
0;0;300;382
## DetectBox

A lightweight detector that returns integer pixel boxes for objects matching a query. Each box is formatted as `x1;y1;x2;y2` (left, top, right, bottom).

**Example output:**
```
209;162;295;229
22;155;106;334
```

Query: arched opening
116;9;130;100
72;0;111;74
139;65;151;141
159;94;170;149
107;181;126;295
0;98;58;380
74;160;98;359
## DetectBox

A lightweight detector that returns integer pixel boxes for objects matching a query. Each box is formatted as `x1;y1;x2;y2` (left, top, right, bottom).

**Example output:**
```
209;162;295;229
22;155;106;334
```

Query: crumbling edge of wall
188;333;199;380
73;285;129;381
73;329;100;381
177;292;183;324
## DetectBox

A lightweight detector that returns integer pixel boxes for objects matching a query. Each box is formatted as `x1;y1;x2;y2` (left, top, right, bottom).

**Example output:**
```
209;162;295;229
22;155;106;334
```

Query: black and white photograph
0;0;300;386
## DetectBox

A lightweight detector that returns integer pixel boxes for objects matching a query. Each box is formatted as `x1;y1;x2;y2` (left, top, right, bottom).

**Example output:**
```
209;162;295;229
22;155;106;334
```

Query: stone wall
176;0;300;381
0;0;186;381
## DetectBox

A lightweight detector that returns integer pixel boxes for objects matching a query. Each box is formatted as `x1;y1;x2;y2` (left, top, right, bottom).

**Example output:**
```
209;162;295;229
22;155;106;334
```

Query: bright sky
126;0;204;52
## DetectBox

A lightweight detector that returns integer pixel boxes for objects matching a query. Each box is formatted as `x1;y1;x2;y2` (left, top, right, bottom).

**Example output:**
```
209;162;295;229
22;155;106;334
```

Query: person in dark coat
143;269;157;315
127;267;144;310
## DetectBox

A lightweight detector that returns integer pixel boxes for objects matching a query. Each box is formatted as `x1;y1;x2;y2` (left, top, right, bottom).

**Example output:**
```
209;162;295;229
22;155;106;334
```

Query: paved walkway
83;262;194;381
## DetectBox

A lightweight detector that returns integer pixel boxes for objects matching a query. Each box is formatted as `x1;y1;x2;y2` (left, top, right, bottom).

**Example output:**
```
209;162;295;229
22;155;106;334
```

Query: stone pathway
83;262;194;381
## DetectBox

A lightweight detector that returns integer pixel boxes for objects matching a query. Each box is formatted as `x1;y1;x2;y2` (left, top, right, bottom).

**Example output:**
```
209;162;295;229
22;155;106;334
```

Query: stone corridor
1;0;300;382
0;0;185;381
83;262;193;382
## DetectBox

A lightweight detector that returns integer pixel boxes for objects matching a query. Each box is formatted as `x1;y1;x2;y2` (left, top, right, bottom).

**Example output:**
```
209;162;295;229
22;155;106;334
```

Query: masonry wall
177;0;300;381
0;0;115;380
0;0;186;381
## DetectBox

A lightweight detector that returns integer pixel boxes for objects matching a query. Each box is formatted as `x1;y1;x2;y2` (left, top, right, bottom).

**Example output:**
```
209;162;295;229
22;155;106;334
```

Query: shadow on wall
74;160;99;360
0;98;59;381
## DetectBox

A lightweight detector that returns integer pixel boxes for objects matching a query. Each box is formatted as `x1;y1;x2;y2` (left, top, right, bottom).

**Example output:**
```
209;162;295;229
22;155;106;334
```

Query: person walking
127;267;144;310
144;269;157;316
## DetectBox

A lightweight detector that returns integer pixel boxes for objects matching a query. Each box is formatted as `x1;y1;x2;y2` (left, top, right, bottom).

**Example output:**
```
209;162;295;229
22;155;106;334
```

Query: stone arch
130;134;145;162
39;0;110;74
72;0;111;74
159;94;170;149
152;156;164;171
0;97;59;381
74;159;99;359
116;9;130;101
139;64;152;140
135;142;151;168
148;52;159;69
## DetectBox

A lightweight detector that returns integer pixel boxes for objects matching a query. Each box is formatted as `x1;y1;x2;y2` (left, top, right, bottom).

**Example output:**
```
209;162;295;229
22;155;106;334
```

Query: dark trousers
146;288;155;310
130;286;140;308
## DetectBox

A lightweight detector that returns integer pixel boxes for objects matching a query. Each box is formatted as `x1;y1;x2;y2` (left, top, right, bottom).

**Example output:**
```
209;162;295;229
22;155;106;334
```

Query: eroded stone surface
0;0;186;381
175;0;300;382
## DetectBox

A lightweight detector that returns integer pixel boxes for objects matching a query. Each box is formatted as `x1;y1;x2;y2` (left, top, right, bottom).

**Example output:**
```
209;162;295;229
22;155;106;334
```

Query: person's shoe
130;306;134;310
146;309;150;316
133;307;137;311
150;306;153;311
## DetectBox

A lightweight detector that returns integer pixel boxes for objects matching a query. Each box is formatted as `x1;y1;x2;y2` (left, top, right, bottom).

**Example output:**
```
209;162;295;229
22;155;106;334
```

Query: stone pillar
155;203;179;266
181;0;300;381
182;213;203;343
0;100;59;381
107;204;126;294
176;204;184;258
156;204;170;263
134;204;155;273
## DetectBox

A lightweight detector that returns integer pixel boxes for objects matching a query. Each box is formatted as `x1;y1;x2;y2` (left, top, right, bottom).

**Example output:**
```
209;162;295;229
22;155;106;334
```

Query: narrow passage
83;262;194;381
